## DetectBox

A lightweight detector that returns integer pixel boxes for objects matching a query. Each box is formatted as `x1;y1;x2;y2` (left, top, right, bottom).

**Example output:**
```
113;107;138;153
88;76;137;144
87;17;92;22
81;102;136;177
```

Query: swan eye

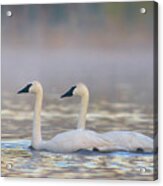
60;86;76;98
17;83;32;94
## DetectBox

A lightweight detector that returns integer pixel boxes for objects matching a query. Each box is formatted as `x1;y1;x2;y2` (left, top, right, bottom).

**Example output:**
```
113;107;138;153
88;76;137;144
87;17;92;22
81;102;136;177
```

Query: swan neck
78;93;89;129
32;90;43;149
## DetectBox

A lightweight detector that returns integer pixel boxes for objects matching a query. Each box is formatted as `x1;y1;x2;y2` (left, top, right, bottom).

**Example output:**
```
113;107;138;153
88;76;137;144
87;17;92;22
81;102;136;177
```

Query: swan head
61;83;89;98
17;81;43;94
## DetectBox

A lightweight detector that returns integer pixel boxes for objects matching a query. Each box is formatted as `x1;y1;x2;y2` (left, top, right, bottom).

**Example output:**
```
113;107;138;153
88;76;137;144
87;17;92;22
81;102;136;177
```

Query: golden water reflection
1;95;156;180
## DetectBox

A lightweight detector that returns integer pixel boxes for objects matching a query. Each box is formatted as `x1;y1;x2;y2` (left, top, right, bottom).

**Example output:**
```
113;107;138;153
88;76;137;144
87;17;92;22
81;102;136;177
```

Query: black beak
17;88;26;94
60;86;76;98
17;83;32;94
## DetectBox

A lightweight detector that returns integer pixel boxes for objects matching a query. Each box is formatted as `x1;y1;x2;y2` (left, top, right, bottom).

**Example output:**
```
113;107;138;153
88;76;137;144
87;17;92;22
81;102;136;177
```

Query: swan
17;81;113;153
60;83;154;152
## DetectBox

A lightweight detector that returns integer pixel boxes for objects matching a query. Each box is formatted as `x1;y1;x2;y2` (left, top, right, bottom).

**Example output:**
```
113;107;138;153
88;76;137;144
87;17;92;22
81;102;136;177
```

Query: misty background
1;2;155;104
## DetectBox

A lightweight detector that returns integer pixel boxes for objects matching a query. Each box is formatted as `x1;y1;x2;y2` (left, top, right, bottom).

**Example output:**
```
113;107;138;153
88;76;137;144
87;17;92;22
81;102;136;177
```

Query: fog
1;2;155;104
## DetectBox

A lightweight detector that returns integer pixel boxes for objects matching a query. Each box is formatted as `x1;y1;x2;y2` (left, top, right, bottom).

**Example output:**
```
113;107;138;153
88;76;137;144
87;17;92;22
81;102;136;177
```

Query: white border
0;0;162;186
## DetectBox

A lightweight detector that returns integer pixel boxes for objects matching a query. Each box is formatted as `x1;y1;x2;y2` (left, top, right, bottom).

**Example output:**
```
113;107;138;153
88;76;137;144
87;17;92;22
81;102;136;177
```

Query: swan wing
99;131;154;152
43;129;113;153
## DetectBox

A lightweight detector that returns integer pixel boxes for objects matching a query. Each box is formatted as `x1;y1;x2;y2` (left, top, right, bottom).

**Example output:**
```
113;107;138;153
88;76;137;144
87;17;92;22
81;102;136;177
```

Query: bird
60;83;154;152
17;81;114;153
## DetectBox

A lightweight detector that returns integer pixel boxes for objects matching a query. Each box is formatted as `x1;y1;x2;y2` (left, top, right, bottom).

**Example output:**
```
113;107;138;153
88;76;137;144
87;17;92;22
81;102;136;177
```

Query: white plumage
17;81;114;153
61;83;154;152
41;129;111;153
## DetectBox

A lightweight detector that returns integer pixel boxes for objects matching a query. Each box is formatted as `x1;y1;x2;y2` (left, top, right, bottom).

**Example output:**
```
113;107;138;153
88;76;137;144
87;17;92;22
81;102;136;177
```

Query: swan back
41;130;112;153
99;131;153;152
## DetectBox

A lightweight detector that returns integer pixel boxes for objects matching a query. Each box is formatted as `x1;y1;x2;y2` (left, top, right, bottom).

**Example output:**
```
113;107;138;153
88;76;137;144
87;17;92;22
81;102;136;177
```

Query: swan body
41;129;112;153
17;81;112;153
61;83;154;152
98;131;153;152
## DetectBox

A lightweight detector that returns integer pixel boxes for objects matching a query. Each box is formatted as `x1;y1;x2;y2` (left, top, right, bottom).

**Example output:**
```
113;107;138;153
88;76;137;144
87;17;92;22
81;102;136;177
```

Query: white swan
17;81;113;153
60;83;154;152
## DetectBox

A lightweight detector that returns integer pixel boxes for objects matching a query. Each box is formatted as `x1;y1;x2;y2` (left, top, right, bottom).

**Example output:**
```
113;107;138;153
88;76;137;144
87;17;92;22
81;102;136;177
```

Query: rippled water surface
1;94;156;180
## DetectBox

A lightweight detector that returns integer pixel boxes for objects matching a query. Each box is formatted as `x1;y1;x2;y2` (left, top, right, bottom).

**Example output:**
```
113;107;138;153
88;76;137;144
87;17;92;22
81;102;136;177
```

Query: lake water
1;94;156;180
